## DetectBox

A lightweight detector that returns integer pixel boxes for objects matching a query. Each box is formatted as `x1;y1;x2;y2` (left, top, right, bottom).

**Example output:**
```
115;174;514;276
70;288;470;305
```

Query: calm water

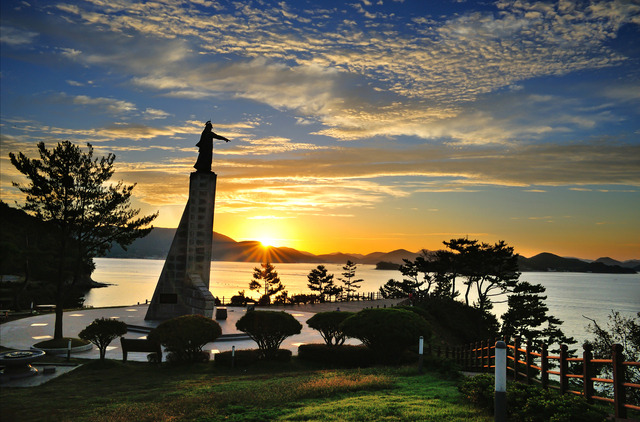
86;258;639;344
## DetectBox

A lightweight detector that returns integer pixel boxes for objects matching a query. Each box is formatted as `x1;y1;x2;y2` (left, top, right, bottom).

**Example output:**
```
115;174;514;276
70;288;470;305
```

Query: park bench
120;337;162;363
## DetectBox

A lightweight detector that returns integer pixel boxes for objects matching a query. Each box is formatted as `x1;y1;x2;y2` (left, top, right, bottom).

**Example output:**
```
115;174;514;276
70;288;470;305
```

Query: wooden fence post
541;343;549;389
485;340;491;371
582;343;594;403
612;343;627;419
559;344;569;395
480;340;489;372
471;341;480;372
513;337;520;381
525;340;532;385
472;343;477;370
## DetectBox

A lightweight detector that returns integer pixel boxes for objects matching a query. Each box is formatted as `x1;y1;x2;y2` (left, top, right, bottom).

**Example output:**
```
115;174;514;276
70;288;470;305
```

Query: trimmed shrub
79;318;127;361
298;343;374;367
340;308;431;363
148;314;222;362
415;296;499;344
236;311;302;359
509;383;608;422
215;349;261;367
458;373;495;413
395;305;430;321
214;348;292;367
306;311;354;346
166;350;210;363
458;375;608;422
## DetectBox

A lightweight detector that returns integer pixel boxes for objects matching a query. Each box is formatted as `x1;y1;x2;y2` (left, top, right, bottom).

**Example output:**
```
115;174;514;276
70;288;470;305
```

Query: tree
584;311;640;403
338;260;363;300
307;265;338;302
379;250;436;299
78;318;127;361
306;311;354;346
10;141;157;339
249;261;285;305
148;314;222;362
341;308;431;363
442;238;520;313
236;311;302;359
379;240;520;307
501;281;575;348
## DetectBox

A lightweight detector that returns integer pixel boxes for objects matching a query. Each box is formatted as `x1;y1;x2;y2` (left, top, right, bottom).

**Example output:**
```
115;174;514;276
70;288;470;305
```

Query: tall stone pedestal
145;172;217;321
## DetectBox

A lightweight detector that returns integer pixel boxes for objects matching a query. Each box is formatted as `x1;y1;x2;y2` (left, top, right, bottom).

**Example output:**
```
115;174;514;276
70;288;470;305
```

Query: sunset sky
1;0;639;260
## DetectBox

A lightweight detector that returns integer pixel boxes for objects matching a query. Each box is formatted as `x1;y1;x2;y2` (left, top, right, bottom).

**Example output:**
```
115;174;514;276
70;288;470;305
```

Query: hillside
2;203;635;272
102;227;418;264
100;226;638;273
517;252;637;274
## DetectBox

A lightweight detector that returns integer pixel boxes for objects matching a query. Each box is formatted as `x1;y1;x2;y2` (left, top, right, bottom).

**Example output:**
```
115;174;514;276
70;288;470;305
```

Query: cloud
118;136;640;214
2;1;639;219
32;0;637;144
49;93;136;114
0;26;38;46
143;108;171;120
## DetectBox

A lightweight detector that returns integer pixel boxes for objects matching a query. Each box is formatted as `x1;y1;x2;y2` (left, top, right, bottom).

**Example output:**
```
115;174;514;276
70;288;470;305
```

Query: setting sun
259;237;277;248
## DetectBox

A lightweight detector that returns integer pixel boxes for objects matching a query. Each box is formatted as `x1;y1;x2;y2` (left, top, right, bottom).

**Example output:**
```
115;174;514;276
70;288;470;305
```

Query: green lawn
0;360;491;421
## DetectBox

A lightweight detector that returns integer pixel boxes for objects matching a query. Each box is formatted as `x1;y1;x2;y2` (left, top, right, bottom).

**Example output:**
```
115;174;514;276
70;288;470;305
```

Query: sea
85;258;639;346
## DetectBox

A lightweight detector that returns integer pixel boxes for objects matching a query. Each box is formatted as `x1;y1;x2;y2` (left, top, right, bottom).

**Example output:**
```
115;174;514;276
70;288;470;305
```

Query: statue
194;121;230;172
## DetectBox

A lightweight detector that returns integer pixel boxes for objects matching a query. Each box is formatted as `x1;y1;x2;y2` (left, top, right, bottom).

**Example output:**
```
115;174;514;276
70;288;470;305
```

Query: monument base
145;172;217;321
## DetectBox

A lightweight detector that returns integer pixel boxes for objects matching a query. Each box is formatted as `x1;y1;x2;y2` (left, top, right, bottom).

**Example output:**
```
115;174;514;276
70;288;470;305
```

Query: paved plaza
0;299;403;362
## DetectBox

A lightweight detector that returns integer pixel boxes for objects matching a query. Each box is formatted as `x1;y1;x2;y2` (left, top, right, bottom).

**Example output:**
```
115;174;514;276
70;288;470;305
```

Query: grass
0;359;491;422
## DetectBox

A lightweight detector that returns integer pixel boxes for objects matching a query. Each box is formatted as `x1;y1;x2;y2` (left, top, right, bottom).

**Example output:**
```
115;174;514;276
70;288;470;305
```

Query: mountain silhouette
100;227;638;272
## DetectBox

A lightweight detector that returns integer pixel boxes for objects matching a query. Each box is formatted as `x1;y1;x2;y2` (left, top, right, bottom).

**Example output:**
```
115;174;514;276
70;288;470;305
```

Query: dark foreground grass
0;359;490;421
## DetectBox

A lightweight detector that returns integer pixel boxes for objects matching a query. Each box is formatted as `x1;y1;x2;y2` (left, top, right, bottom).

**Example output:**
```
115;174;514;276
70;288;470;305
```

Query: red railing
444;338;639;419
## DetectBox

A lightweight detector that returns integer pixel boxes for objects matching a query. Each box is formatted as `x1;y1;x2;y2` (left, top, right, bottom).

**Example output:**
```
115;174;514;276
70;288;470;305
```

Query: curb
31;343;93;355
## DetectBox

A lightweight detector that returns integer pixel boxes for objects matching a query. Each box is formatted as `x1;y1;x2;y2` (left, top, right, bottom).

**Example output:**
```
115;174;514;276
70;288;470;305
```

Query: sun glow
258;237;278;248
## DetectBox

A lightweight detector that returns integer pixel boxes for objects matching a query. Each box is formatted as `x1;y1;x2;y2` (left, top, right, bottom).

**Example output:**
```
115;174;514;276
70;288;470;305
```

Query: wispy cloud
1;0;638;258
20;0;635;143
50;93;137;114
0;25;38;46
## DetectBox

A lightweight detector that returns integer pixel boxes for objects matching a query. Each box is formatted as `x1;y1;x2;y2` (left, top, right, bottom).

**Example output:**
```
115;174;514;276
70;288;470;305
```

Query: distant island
101;227;639;274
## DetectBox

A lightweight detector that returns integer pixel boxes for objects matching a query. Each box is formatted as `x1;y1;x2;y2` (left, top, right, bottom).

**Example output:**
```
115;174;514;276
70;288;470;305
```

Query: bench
120;337;162;363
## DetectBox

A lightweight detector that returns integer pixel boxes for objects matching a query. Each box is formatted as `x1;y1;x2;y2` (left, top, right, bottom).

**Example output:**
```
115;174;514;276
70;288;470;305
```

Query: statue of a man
194;120;230;173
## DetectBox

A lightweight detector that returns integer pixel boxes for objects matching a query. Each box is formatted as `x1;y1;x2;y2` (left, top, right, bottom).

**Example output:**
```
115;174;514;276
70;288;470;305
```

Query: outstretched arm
212;132;230;142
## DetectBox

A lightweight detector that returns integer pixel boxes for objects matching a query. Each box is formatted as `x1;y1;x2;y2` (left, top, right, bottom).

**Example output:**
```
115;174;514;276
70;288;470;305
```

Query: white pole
494;341;507;422
231;345;235;369
418;336;424;373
